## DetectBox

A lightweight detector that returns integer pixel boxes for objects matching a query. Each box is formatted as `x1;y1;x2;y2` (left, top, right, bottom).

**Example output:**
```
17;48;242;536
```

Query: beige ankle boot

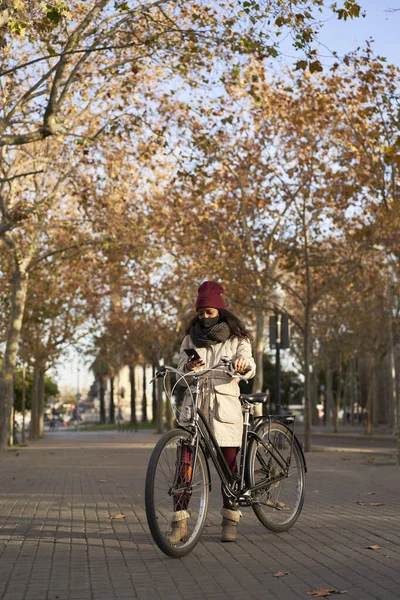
220;507;241;542
167;510;190;544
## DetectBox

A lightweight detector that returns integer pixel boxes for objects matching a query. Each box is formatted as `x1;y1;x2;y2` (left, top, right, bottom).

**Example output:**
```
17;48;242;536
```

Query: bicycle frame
159;363;304;509
183;382;298;508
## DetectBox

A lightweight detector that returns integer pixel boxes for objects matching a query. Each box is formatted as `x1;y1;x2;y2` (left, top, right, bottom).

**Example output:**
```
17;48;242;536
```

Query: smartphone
184;348;201;361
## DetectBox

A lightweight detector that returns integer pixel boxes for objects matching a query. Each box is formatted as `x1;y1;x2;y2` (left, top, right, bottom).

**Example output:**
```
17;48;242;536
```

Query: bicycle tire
246;421;305;532
145;428;210;558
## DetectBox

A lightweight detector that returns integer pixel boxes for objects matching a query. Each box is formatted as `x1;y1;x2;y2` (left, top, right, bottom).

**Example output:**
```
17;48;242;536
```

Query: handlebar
149;357;249;384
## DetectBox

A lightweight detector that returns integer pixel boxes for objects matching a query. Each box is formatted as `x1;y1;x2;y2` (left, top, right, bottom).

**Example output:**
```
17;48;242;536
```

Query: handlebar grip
149;365;167;383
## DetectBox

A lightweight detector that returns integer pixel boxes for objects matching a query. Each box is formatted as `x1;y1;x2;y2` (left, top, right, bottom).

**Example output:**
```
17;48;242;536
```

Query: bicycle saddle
239;392;269;403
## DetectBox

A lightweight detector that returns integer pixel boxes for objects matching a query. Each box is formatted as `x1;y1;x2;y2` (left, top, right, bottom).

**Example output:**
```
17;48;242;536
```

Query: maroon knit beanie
195;281;227;311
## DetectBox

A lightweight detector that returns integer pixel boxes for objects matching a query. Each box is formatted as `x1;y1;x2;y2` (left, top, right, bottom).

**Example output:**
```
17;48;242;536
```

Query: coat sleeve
235;338;256;379
176;335;192;387
177;335;190;372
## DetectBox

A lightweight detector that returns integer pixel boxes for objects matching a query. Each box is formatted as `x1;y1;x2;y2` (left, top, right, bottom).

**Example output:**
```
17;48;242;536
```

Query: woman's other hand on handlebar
233;358;249;373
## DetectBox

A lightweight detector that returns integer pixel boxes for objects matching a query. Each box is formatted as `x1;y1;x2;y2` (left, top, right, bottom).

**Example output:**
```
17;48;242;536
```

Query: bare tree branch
0;169;43;184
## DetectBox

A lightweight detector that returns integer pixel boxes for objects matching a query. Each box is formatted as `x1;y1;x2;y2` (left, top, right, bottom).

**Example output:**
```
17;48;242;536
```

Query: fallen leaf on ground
307;588;347;597
110;514;125;520
266;500;288;510
98;480;107;483
366;545;381;550
273;571;289;578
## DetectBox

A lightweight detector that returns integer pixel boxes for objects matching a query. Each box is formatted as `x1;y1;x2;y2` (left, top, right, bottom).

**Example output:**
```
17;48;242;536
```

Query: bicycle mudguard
176;425;213;491
251;419;307;474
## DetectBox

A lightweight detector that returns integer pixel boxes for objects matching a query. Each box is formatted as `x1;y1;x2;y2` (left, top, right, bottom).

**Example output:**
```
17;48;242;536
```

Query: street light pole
270;285;288;416
275;311;282;416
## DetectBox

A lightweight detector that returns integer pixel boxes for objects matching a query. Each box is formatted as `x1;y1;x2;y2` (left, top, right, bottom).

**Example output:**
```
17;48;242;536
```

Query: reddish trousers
173;446;238;511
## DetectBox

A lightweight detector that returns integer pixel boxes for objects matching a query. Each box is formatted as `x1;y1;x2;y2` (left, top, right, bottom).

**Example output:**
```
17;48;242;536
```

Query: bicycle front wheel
145;428;210;558
246;422;305;532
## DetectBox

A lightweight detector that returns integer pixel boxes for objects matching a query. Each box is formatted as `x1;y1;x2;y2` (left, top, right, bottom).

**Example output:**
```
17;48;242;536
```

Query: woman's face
197;307;219;319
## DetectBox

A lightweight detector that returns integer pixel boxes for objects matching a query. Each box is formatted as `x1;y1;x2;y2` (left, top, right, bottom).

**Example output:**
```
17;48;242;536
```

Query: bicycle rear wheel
145;428;210;558
246;421;305;532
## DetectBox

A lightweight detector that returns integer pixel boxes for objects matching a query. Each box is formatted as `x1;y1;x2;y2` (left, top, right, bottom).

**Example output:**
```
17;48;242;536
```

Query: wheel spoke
145;430;210;557
248;423;305;532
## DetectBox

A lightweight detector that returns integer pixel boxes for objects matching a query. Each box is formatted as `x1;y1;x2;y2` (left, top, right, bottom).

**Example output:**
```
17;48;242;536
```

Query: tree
0;1;364;71
148;49;400;452
13;367;59;412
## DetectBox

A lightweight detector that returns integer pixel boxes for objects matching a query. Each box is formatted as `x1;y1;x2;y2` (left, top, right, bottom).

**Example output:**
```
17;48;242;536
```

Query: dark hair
185;309;252;342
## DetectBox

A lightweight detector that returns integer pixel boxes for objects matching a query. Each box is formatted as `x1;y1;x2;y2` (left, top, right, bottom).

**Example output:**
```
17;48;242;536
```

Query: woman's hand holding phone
184;348;205;371
185;357;205;371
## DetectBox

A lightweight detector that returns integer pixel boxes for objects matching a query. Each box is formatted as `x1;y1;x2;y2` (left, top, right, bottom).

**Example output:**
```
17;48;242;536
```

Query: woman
171;281;256;543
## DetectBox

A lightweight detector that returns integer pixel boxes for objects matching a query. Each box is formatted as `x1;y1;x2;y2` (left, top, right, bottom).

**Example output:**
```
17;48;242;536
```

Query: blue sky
54;1;400;394
264;1;400;70
316;0;399;66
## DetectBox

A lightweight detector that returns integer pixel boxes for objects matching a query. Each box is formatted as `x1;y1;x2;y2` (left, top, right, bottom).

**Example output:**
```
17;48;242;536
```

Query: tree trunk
334;358;343;433
99;376;106;425
372;358;380;427
387;270;396;430
397;366;400;465
152;364;157;424
342;358;351;424
252;308;264;417
30;363;45;438
0;266;29;450
21;365;26;444
303;301;312;452
366;357;374;435
109;376;115;424
9;404;15;446
30;366;39;439
142;365;147;423
350;357;357;425
165;374;174;430
156;376;164;434
129;365;136;427
37;366;45;438
302;195;313;453
325;365;333;426
311;365;320;426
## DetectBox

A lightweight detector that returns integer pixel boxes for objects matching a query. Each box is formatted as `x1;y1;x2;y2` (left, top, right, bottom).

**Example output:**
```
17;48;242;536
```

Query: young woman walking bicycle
170;281;256;543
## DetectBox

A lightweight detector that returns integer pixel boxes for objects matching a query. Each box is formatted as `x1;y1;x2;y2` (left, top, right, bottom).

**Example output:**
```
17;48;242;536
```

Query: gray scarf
190;320;231;348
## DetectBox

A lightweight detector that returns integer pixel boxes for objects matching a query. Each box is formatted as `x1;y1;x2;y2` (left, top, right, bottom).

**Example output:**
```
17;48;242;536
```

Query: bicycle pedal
238;495;253;507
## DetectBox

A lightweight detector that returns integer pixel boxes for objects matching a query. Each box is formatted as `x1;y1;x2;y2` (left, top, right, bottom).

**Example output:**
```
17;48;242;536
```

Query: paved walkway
0;431;399;600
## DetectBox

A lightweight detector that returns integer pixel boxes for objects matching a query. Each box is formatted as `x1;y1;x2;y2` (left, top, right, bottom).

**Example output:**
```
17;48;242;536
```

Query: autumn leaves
1;2;397;453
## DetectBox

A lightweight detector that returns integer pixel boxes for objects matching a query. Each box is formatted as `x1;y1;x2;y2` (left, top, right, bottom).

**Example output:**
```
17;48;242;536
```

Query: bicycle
145;357;307;558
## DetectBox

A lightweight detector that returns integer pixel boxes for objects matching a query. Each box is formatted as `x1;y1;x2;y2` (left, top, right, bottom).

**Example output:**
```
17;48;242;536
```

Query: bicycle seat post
242;400;252;427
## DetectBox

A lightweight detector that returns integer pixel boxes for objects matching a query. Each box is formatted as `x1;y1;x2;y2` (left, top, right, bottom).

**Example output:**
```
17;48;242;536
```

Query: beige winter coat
177;335;256;447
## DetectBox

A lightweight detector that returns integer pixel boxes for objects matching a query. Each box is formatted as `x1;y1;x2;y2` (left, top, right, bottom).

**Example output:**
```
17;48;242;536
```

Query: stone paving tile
0;431;399;600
